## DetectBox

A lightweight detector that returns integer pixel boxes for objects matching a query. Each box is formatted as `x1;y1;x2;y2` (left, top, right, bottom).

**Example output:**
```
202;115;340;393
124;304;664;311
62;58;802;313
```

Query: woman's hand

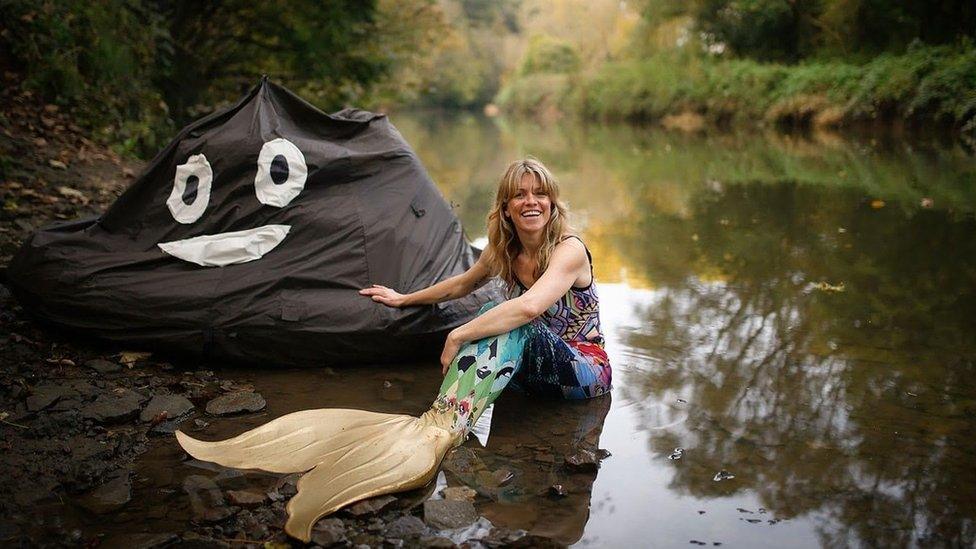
440;330;464;375
359;285;408;308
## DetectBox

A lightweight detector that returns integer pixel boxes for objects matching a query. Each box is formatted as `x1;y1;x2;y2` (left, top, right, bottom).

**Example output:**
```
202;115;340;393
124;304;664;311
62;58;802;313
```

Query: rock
442;486;477;502
547;484;567;498
347;494;397;516
312;517;346;546
183;475;238;523
205;392;265;415
140;394;194;422
491;469;514;486
385;515;426;539
564;449;600;473
80;389;146;423
26;384;73;411
100;532;178;549
423;499;478;530
226;489;266;508
78;473;131;514
85;358;121;374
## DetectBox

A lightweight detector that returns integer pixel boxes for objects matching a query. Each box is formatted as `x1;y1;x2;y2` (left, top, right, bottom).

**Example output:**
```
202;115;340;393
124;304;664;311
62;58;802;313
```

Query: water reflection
395;111;976;546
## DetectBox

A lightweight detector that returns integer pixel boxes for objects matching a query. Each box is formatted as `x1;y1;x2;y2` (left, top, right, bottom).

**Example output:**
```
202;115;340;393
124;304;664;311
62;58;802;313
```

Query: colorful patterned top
510;235;605;348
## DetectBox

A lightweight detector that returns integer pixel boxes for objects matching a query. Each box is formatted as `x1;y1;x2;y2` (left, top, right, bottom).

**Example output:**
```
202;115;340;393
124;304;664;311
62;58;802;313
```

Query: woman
361;156;611;404
175;158;610;542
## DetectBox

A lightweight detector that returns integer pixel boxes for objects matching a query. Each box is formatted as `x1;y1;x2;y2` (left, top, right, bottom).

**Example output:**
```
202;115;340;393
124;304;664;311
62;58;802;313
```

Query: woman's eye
254;138;307;207
167;153;212;223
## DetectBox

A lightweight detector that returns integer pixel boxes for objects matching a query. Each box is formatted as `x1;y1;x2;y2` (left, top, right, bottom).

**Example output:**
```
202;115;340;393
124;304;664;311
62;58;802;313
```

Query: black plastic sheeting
7;77;495;366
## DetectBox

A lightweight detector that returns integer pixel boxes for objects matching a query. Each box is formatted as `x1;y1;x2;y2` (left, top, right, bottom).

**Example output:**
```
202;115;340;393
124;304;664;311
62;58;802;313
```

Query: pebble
140;394;194;422
443;486;477;502
384;515;426;539
80;389;146;423
205;391;266;415
564;449;600;472
78;472;131;514
85;358;122;374
423;499;478;530
226;489;267;508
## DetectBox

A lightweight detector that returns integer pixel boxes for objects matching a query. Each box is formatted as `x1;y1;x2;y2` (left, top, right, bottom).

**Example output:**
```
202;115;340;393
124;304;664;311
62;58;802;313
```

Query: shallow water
135;114;976;547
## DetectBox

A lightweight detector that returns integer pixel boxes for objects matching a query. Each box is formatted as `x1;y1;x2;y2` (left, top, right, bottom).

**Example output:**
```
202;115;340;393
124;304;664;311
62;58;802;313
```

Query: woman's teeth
521;210;541;217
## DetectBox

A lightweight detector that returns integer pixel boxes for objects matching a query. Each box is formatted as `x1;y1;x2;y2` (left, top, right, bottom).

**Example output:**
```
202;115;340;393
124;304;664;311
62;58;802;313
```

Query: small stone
80;389;146;423
423;499;478;530
347;494;397;516
183;475;238;523
140;394;194;422
311;517;346;546
205;392;266;415
713;470;735;482
26;384;72;411
226;489;266;508
491;469;514;486
85;358;122;374
442;486;477;502
384;515;426;539
548;484;567;498
78;473;131;514
564;449;600;473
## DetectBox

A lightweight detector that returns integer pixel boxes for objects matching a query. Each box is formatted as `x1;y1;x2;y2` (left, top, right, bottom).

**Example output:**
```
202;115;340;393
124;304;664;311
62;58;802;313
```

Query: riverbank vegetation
495;1;976;138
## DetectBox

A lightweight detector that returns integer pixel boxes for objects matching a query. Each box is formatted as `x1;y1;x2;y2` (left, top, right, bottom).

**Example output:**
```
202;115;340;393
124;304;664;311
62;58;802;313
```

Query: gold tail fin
175;408;456;542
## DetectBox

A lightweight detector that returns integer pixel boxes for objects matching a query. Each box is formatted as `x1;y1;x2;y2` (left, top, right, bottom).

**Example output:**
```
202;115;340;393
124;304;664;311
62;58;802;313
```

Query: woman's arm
439;239;588;372
359;252;491;307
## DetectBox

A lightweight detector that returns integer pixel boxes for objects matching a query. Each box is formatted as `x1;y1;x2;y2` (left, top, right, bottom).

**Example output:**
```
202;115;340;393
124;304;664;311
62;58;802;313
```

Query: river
394;111;976;547
132;112;976;547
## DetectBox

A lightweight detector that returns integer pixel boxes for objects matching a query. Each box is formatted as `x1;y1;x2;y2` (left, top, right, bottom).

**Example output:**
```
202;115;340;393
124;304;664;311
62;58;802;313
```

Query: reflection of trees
617;181;976;546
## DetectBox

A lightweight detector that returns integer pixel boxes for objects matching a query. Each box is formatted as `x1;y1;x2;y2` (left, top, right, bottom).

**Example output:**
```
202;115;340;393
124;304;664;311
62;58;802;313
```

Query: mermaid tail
175;303;531;541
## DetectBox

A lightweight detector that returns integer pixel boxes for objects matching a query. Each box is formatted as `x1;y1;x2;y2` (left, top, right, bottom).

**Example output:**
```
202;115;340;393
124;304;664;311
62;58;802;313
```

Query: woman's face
504;173;552;235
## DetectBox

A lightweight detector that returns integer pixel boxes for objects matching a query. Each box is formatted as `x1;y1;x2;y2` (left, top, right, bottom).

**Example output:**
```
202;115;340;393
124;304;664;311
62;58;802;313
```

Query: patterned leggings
434;301;611;438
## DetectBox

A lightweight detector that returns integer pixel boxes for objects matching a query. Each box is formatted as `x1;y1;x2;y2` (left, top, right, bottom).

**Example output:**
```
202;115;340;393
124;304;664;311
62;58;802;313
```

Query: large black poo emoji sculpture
7;77;495;366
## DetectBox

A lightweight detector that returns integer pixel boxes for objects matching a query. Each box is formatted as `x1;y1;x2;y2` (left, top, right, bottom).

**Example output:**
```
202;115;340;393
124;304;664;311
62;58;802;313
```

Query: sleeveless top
508;235;605;347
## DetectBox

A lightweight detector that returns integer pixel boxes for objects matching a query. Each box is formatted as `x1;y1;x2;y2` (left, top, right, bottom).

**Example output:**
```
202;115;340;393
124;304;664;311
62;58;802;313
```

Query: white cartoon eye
167;154;212;223
254;138;307;207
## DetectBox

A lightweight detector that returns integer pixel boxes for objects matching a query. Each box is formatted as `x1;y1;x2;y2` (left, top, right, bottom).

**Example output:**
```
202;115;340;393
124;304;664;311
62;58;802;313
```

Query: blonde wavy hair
484;157;574;289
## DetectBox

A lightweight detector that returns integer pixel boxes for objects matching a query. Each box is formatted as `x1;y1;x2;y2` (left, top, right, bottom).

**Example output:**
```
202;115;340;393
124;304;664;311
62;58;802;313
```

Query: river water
140;113;976;547
394;112;976;547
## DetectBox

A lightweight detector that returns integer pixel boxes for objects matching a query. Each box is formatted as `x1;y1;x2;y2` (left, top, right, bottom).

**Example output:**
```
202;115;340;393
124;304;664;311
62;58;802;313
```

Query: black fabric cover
7;78;494;366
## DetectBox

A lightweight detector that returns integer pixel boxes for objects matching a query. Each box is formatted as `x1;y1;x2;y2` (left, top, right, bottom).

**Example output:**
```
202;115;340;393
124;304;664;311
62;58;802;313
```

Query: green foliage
573;43;976;135
0;0;173;154
518;35;581;76
0;0;436;157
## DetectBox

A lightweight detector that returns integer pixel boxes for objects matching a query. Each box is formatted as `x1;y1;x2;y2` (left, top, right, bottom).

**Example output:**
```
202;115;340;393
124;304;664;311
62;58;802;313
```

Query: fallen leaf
118;351;152;367
870;199;885;209
48;159;67;170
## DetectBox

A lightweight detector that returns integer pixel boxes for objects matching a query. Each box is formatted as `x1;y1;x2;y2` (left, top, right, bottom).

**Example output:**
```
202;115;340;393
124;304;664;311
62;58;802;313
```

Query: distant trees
636;0;976;62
